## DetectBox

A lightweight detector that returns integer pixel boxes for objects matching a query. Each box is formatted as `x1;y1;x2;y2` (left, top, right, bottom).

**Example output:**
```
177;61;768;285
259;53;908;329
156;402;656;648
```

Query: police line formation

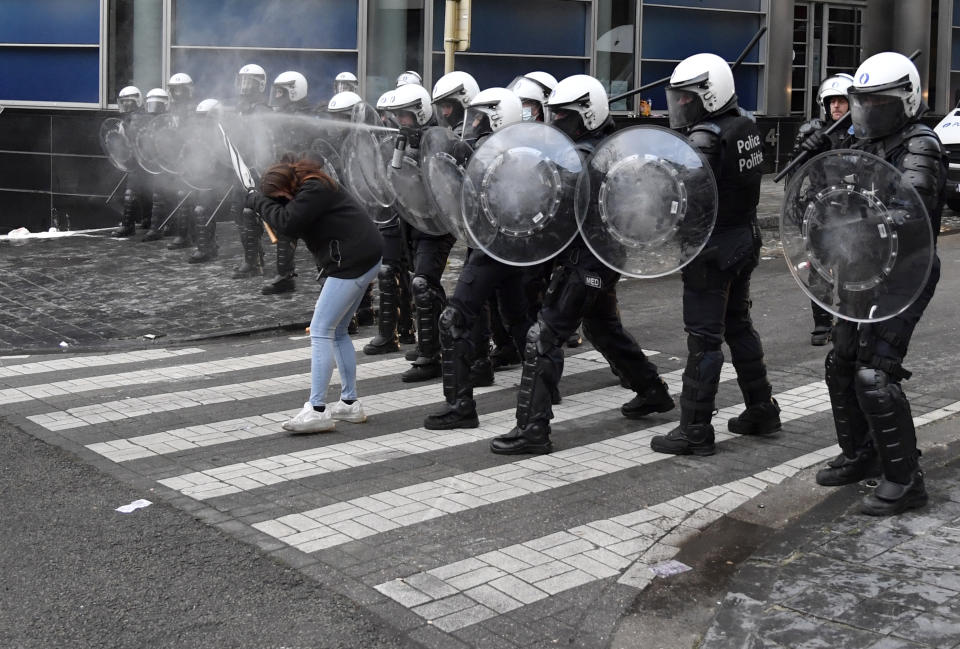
100;50;947;519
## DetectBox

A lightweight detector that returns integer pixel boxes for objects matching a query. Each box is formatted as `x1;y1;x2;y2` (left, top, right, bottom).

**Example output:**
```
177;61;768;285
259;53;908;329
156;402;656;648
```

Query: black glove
799;130;831;155
399;125;422;150
244;188;261;211
451;140;474;167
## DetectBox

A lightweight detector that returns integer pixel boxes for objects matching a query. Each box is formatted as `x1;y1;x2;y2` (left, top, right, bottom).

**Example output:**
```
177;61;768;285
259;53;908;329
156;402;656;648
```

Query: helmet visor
237;75;264;96
145;98;168;114
849;92;906;140
118;97;140;113
433;99;464;129
386;109;419;128
334;79;357;94
269;85;292;109
549;108;584;140
169;85;192;101
522;99;544;122
665;87;708;130
462;107;493;142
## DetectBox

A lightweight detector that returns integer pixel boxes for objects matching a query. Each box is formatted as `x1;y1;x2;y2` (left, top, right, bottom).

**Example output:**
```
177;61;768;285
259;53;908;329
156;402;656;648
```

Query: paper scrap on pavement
116;499;152;513
650;559;692;577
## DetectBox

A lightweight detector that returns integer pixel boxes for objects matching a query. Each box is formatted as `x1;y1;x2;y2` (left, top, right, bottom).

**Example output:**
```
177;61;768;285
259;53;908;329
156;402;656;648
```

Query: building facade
0;0;952;232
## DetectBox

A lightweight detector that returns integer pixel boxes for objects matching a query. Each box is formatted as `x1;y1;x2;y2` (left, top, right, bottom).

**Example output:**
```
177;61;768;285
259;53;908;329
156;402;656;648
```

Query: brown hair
260;154;337;199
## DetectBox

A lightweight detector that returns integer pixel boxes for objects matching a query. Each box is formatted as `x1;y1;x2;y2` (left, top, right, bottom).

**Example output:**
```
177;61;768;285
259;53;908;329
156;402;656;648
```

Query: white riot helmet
196;98;222;119
431;71;480;129
144;88;169;115
117;86;143;113
817;73;854;119
462;87;523;142
848;52;922;140
236;63;267;97
334;71;358;94
665;53;736;130
269;71;309;110
379;83;433;127
545;74;610;139
509;72;556;122
396;70;422;87
168;72;194;102
327;91;363;121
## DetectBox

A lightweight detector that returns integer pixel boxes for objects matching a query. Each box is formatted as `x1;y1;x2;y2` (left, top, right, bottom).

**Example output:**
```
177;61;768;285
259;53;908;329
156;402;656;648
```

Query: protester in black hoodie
246;157;383;433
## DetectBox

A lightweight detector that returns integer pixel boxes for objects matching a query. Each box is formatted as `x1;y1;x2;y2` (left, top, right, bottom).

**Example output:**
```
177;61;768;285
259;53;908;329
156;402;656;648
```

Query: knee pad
193;205;205;219
527;318;562;358
379;263;398;283
854;367;900;405
242;207;256;220
439;305;469;339
825;349;855;391
123;188;136;203
412;275;439;307
687;333;721;355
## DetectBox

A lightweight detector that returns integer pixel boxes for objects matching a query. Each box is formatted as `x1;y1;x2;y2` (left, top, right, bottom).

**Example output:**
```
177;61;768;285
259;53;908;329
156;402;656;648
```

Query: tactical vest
690;111;763;229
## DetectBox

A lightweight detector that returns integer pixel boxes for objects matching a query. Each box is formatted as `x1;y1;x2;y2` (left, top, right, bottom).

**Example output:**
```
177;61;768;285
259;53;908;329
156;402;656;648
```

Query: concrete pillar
861;0;895;58
132;0;163;91
765;0;794;116
893;0;931;104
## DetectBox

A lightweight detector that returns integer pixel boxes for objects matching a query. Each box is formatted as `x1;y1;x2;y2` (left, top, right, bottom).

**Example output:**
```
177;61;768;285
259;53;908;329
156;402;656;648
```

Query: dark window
0;0;99;44
0;47;99;103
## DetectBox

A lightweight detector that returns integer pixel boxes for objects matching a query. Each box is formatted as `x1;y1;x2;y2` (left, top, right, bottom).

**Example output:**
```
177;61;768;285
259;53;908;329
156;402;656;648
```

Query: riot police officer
333;71;359;95
424;87;533;429
791;72;856;346
362;88;417;355
110;86;151;238
140;87;172;242
166;72;198;251
262;70;313;294
186;98;231;263
649;53;780;457
490;75;674;455
231;64;271;278
809;52;946;515
380;83;456;382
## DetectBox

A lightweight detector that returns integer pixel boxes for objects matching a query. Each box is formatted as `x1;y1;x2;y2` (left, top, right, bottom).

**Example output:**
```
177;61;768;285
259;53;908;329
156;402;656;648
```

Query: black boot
141;192;165;241
566;330;582;348
401;358;442;382
650;423;715;456
815;450;882;486
727;398;782;436
621;378;675;419
233;210;264;278
490;422;552;455
166;197;193;249
490;343;521;369
651;336;720;455
188;206;218;263
469;358;494;388
112;188;138;237
811;325;832;346
861;468;928;516
365;265;400;355
425;398;479;430
263;236;297;294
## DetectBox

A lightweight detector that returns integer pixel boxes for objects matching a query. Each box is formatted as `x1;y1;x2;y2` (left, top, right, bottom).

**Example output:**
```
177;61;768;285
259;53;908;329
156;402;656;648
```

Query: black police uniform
490;117;674;455
166;98;199;251
789;115;856;343
363;212;416;354
650;105;780;457
815;111;946;516
261;100;316;294
111;109;154;238
422;129;533;429
231;95;271;278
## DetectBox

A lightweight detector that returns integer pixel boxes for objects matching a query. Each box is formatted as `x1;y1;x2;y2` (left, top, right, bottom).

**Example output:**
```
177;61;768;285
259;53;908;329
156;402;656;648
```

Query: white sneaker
282;402;335;433
329;399;367;424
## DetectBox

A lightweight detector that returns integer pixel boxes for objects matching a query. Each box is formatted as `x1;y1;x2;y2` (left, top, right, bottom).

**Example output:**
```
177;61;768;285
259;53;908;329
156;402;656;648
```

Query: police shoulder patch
584;273;602;289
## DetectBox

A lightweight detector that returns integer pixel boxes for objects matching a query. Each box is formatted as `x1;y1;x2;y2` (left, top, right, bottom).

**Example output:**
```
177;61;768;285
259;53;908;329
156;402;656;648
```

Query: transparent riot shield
387;153;450;236
309;137;344;185
99;118;135;172
781;149;935;323
145;114;188;175
575;125;718;278
420;126;469;240
177;120;224;191
461;121;584;266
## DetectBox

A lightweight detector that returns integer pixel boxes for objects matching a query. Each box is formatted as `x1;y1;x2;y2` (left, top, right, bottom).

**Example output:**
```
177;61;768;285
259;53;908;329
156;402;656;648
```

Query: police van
934;105;960;212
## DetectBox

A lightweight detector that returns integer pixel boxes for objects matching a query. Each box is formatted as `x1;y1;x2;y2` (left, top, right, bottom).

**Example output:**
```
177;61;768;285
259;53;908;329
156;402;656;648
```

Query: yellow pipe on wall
444;0;458;73
457;0;471;52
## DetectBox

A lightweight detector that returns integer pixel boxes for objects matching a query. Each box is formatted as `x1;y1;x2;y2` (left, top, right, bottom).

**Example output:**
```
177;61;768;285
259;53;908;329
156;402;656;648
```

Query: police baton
609;26;767;105
105;173;128;204
154;189;194;232
204;185;234;228
773;48;922;184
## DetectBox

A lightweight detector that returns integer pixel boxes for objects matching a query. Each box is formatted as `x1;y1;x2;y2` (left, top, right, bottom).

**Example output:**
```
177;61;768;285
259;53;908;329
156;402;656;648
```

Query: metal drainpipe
444;0;459;74
457;0;471;52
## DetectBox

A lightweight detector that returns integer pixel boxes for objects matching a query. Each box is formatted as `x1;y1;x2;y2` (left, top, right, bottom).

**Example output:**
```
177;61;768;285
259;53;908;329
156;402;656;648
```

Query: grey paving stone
892;612;960;648
844;596;925;635
782;587;863;620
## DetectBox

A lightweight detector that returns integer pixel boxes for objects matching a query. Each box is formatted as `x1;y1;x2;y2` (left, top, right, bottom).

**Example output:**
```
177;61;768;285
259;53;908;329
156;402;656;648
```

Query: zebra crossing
6;338;960;648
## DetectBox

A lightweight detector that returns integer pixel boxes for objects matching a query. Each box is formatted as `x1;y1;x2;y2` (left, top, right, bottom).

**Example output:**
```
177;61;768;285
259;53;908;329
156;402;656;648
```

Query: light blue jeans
309;259;381;407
